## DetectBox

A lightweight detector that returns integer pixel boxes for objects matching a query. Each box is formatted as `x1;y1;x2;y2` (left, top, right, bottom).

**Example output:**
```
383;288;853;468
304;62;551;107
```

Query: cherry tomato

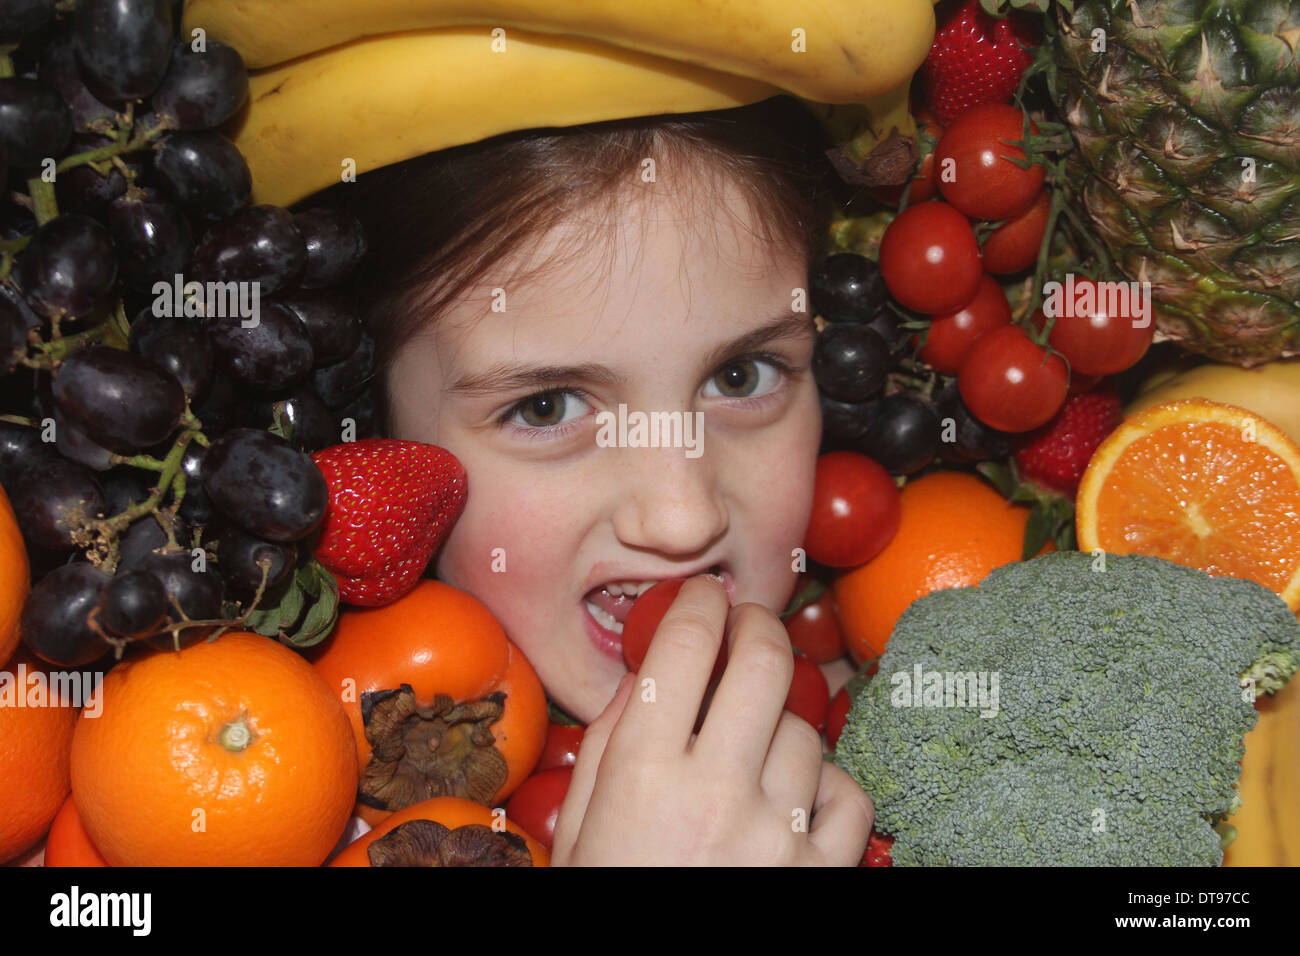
505;767;572;851
936;104;1044;221
536;722;584;772
785;653;830;734
825;686;851;750
803;451;902;568
918;274;1013;375
958;325;1068;432
622;578;726;682
982;188;1050;275
783;589;846;664
878;201;983;314
1036;279;1157;376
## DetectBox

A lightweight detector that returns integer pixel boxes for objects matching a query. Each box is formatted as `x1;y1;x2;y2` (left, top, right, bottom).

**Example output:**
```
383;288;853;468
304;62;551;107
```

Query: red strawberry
860;828;894;867
1012;385;1123;497
922;0;1040;125
311;439;467;606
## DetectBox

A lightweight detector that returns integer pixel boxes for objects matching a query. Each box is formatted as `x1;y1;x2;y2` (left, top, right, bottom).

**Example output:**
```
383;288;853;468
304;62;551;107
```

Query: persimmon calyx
367;820;532;867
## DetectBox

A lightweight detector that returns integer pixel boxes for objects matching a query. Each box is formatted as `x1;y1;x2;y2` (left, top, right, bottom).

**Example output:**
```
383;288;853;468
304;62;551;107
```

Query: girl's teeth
585;599;624;635
605;581;657;597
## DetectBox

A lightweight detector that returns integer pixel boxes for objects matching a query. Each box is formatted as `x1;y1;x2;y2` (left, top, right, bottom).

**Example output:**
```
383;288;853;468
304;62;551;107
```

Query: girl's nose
608;444;728;557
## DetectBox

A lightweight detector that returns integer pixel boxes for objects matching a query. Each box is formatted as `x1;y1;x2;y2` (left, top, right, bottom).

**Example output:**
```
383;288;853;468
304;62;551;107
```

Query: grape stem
25;176;59;227
0;52;13;80
55;117;169;175
25;323;110;368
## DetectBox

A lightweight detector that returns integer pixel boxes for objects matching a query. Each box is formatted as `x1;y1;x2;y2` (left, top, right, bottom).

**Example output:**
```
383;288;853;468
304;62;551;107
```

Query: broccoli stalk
833;550;1300;867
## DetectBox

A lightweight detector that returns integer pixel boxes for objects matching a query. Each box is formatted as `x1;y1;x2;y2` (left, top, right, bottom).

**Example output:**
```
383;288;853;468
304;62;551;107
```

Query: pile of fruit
2;0;1300;869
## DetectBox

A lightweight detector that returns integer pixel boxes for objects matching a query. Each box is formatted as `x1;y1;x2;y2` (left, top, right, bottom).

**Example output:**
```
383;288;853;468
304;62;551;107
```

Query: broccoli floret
833;550;1300;866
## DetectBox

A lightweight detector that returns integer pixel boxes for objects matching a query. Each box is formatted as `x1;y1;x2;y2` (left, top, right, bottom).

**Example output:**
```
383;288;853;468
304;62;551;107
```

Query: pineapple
1051;0;1300;366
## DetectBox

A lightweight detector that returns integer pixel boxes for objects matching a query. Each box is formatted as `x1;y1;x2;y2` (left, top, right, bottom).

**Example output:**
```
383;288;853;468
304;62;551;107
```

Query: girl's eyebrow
446;310;812;397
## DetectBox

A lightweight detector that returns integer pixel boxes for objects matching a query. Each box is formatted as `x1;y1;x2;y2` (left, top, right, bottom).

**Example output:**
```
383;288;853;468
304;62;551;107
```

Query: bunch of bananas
182;0;937;206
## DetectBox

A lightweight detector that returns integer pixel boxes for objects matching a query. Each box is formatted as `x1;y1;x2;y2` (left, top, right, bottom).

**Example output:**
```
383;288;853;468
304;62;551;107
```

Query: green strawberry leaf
548;699;583;727
977;460;1018;499
779;576;827;620
1022;500;1055;561
243;558;339;648
267;400;294;444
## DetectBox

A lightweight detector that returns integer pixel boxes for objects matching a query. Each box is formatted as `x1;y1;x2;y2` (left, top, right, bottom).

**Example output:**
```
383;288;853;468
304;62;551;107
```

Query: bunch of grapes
809;251;1010;476
0;0;372;667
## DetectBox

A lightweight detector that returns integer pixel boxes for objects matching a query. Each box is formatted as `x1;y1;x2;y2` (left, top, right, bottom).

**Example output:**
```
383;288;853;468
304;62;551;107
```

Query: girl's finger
806;761;874;866
692;601;794;780
606;574;729;760
550;672;633;860
758;710;825;831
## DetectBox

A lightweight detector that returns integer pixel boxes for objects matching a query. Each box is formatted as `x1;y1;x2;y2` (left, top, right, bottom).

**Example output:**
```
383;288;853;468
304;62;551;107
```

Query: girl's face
386;173;822;724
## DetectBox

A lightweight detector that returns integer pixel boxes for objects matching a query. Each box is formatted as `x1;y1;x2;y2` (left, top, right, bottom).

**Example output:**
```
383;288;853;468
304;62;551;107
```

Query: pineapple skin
1054;0;1300;367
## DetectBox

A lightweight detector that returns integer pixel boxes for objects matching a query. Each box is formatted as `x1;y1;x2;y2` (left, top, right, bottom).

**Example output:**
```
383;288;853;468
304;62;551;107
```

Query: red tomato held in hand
958;325;1068;433
1036;278;1156;376
918;274;1013;375
785;654;830;734
622;578;726;683
878;201;983;314
825;686;852;750
982;188;1050;275
505;767;572;851
936;103;1044;221
804;452;902;568
536;722;584;772
783;589;846;664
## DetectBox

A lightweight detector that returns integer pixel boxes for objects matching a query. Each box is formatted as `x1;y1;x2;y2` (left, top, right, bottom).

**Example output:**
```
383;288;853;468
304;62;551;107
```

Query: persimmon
311;580;548;826
44;794;108;867
330;797;549;867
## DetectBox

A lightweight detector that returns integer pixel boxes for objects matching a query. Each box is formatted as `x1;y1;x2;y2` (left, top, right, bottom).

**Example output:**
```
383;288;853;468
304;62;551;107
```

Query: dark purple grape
16;214;117;319
294;208;368;289
21;561;112;666
277;290;361;366
189;368;236;434
0;291;38;374
9;456;106;550
819;393;879;445
312;329;374;409
116;513;169;568
52;407;117;470
53;345;186;449
0;419;55;487
191;205;305;295
0;200;37;239
859;391;940;476
38;28;117;130
74;0;173;103
205;300;313;389
0;0;56;42
176;441;215;525
0;77;73;167
54;137;131;213
100;465;152;516
99;568;168;638
812;324;891;403
243;384;336;452
811;253;888;323
153;130;250;219
106;188;193;289
337;387;376;439
136;546;224;648
935;382;1011;464
152;39;248;131
201;427;328;542
217;524;295;596
865;308;909;355
128;308;211;397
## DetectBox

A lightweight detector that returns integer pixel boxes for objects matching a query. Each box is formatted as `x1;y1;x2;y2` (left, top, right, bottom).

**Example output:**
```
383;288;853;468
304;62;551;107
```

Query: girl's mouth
581;565;728;661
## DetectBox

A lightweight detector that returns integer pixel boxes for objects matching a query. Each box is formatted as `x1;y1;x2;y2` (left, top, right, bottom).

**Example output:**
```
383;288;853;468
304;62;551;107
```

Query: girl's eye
500;390;590;431
702;356;789;400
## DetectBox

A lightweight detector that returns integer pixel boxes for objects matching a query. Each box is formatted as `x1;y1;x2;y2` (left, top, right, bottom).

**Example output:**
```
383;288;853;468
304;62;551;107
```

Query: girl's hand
550;574;873;865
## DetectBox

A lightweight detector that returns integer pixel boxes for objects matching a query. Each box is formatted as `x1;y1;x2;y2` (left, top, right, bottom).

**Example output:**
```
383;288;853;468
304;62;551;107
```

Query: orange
0;650;79;863
329;796;549;867
0;481;30;670
1076;400;1300;610
44;794;108;867
833;471;1049;664
70;631;358;866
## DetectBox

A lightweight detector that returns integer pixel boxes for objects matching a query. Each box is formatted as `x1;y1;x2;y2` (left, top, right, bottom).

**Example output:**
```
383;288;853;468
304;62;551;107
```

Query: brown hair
308;94;843;437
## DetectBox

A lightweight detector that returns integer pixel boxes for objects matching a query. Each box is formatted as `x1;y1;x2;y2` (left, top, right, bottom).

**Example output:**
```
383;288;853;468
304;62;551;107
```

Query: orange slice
1076;399;1300;610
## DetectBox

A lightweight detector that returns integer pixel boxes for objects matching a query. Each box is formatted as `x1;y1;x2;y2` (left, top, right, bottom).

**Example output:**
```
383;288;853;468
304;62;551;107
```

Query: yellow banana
229;27;786;207
183;0;935;104
1223;678;1300;866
